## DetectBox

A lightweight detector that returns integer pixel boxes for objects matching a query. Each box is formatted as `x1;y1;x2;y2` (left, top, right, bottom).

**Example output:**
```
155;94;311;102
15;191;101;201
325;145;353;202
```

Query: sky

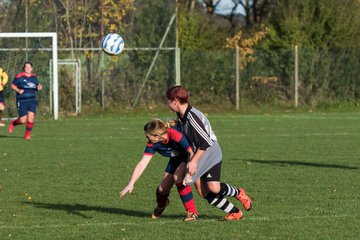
197;0;247;16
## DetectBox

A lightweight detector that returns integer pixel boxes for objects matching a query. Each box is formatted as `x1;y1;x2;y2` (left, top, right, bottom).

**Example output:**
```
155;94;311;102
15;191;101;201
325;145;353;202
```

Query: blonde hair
144;118;179;136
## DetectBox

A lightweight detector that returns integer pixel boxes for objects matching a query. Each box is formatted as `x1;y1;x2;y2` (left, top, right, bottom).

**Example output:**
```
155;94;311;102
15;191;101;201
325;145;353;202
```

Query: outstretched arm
119;154;152;198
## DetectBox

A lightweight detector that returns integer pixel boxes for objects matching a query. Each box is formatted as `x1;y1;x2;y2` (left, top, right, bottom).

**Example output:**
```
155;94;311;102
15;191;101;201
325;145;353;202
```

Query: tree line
0;0;359;113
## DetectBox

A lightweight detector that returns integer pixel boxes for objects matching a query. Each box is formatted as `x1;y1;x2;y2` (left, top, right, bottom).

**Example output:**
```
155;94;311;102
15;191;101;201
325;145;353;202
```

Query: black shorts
165;154;188;174
200;162;222;182
0;91;4;105
17;100;37;117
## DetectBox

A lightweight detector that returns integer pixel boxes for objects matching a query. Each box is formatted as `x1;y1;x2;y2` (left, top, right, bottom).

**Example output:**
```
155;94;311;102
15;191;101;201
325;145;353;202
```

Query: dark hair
23;61;33;70
166;86;189;104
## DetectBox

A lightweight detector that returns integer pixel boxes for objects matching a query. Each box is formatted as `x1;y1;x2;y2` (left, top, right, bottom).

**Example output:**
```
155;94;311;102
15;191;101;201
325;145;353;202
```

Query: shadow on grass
0;134;24;139
240;159;358;170
23;201;218;220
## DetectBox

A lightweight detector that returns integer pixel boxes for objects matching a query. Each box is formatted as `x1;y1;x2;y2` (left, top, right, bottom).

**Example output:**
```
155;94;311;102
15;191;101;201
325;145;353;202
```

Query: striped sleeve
168;128;192;152
143;142;156;156
187;112;214;150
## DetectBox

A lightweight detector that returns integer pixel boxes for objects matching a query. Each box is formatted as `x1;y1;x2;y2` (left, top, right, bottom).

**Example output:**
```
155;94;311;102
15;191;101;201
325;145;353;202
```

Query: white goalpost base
0;32;59;120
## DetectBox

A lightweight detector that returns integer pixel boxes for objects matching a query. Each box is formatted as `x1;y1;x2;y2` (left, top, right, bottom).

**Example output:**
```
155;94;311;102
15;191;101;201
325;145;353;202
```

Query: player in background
0;68;9;126
9;61;42;139
166;86;253;221
119;118;199;221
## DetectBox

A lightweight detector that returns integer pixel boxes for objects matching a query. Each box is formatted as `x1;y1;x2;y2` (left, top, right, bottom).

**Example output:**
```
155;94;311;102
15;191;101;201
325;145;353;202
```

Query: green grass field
1;112;359;239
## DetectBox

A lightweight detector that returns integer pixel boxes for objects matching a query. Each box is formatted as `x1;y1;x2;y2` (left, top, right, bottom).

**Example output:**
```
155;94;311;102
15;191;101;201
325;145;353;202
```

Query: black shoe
151;199;170;219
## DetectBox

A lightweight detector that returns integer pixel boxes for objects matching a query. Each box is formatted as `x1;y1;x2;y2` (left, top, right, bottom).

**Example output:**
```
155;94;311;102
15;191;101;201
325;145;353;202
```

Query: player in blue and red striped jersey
8;62;42;140
167;86;253;221
119;118;199;221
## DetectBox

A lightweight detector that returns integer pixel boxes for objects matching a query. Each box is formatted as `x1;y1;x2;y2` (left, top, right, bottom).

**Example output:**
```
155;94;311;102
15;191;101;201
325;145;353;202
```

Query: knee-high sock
156;187;169;208
176;183;197;214
204;192;239;213
25;121;34;136
14;118;23;126
218;182;240;197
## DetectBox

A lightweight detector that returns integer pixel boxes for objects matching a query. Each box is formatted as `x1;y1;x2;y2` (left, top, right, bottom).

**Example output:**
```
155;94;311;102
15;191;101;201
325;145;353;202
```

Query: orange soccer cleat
236;188;253;211
225;210;243;221
8;120;15;133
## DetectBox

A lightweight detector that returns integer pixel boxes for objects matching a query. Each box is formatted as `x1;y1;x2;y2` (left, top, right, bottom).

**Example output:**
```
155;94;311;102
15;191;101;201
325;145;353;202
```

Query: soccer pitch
0;112;359;239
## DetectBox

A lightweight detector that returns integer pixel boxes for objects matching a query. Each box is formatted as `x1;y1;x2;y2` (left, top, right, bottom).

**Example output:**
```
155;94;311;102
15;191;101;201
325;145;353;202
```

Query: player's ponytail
165;119;178;128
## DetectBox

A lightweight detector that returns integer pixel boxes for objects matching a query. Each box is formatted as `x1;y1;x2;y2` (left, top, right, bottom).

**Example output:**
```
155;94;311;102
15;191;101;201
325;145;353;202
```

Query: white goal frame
0;32;59;120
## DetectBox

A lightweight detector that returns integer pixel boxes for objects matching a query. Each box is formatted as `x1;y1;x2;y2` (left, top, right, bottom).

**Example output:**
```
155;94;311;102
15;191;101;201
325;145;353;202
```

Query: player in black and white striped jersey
167;86;253;221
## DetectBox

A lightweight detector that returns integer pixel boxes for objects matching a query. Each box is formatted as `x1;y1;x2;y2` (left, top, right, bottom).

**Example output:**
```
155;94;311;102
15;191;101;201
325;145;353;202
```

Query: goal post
0;32;59;120
49;59;81;115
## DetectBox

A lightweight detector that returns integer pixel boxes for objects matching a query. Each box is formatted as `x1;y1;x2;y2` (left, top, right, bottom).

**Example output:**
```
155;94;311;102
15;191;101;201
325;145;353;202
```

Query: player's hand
119;185;133;198
18;89;24;94
187;160;197;176
182;173;193;186
37;84;42;91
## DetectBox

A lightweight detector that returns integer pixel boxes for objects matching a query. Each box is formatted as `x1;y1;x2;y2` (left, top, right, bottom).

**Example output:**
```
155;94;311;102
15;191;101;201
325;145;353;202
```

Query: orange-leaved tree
225;27;268;70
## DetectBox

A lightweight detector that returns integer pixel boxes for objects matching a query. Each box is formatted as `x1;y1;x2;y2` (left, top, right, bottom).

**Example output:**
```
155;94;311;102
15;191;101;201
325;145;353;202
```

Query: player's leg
0;101;4;126
201;164;244;220
24;110;35;140
152;171;174;219
173;161;198;220
9;102;27;133
206;162;253;211
218;183;252;211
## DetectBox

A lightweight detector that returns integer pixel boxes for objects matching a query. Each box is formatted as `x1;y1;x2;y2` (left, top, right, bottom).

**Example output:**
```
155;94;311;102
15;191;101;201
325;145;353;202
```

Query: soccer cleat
24;135;32;140
236;188;252;211
183;212;199;221
225;210;243;221
24;132;32;140
151;199;170;219
8;120;15;133
0;121;5;127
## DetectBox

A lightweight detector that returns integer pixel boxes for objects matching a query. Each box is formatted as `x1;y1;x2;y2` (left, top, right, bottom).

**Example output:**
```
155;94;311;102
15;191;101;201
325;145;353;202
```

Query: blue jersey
12;72;39;103
144;125;192;158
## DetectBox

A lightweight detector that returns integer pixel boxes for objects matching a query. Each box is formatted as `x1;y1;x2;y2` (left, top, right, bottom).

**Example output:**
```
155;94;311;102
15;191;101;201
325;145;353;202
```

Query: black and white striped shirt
177;105;217;151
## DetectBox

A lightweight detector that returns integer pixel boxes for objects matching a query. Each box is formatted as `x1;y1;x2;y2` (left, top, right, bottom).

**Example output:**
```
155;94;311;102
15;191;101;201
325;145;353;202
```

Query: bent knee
157;186;171;195
207;183;220;194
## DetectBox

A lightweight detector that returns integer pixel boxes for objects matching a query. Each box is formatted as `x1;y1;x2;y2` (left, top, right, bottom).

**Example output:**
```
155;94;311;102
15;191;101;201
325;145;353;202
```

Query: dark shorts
0;91;4;105
165;154;188;174
17;101;37;117
200;161;222;182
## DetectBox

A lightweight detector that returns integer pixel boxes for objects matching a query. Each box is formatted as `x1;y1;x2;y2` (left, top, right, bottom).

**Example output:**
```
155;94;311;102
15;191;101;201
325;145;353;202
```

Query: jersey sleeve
12;76;20;86
187;112;214;150
34;76;39;85
144;142;156;156
168;128;192;152
0;68;8;86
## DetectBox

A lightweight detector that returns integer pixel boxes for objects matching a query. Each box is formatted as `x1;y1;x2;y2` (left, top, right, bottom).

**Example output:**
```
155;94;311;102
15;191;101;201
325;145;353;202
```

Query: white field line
0;214;356;229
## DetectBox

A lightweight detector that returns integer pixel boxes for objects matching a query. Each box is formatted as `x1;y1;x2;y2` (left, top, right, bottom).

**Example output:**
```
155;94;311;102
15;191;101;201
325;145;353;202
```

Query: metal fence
1;44;360;119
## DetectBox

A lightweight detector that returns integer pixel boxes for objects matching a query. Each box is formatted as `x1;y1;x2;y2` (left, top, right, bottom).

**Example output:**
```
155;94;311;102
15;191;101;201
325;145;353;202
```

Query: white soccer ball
102;33;125;56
